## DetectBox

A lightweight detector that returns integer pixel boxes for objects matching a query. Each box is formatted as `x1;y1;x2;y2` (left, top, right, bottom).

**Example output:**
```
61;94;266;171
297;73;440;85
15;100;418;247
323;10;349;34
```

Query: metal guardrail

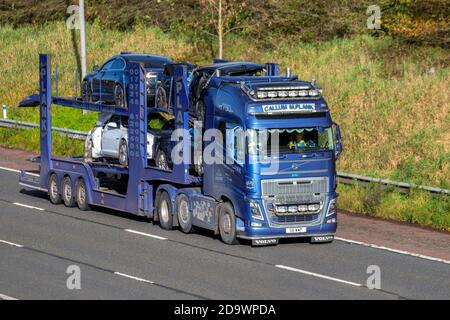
0;118;448;196
0;118;87;140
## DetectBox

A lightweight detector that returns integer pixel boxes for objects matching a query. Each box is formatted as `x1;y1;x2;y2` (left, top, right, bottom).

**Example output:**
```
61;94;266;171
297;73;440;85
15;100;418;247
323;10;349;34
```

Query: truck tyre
219;202;239;245
157;191;173;230
118;139;128;166
177;194;193;233
155;149;169;170
114;83;126;108
48;173;62;204
62;176;75;207
76;178;91;211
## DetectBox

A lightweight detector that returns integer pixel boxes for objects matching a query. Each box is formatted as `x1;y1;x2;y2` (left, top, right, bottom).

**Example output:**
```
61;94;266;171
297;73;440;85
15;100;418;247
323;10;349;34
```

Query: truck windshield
247;127;334;155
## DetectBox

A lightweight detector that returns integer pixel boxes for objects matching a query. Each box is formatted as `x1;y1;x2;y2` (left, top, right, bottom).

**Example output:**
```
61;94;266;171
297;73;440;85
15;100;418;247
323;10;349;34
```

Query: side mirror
333;122;343;159
107;122;118;129
93;65;100;72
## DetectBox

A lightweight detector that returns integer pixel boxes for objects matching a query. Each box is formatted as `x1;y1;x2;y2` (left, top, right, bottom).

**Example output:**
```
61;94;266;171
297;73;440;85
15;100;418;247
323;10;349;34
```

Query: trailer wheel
157;191;173;230
219;202;239;245
177;194;193;233
62;176;75;207
118;139;128;166
76;178;91;211
48;173;62;204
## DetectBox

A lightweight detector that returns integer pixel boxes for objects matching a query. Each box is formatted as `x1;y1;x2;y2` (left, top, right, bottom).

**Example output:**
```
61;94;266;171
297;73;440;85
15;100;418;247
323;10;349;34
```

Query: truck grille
261;177;328;196
261;177;328;227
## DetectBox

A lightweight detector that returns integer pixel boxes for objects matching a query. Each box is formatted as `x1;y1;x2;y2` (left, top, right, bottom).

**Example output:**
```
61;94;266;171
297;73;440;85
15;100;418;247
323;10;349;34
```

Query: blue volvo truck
19;54;342;246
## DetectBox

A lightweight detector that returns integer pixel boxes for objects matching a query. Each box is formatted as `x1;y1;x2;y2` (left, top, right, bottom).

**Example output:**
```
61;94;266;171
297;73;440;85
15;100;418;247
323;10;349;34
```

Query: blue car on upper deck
81;53;173;108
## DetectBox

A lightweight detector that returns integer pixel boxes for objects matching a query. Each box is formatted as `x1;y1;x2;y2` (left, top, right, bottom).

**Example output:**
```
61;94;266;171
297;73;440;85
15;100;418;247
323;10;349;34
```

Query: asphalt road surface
0;168;449;300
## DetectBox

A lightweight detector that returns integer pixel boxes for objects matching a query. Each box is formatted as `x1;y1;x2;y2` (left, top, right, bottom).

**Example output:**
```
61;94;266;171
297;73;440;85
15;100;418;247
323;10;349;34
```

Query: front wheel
118;139;128;166
81;81;92;102
219;202;239;245
155;86;168;110
114;83;126;108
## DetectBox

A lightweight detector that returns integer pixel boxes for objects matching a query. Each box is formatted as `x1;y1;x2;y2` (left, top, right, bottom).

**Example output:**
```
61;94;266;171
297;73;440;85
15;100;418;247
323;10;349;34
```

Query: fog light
251;221;263;227
327;218;336;224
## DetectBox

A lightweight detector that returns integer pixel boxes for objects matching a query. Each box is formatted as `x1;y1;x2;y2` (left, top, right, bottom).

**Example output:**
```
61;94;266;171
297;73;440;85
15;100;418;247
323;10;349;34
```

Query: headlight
326;199;337;217
248;199;264;221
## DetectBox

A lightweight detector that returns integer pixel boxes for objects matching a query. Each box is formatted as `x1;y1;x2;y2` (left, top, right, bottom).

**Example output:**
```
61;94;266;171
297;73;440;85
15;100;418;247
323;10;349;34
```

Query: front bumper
236;221;336;240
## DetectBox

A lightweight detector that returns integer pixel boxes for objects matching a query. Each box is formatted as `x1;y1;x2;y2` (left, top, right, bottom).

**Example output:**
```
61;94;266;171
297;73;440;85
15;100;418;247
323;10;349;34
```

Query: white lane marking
0;166;20;173
0;293;18;300
124;229;167;241
114;272;154;284
335;237;450;265
275;264;363;287
12;202;44;211
0;239;24;248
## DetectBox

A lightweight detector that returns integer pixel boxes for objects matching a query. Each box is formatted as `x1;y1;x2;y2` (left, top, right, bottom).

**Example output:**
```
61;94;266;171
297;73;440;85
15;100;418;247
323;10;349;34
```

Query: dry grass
0;23;448;187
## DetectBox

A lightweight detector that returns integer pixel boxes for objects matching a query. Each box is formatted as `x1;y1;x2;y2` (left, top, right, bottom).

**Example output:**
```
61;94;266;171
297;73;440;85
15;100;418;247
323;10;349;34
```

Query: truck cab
196;62;343;245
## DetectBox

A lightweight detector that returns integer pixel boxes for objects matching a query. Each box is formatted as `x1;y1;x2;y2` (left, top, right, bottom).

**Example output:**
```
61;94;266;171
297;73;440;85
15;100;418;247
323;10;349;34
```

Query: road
0;168;449;300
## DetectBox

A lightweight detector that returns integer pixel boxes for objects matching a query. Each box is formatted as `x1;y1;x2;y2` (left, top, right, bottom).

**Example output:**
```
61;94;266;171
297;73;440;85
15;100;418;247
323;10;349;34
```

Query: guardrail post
2;105;6;119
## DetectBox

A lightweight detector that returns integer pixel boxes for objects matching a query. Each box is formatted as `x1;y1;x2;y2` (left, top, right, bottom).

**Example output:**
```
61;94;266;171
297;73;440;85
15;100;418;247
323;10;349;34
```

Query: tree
197;0;249;58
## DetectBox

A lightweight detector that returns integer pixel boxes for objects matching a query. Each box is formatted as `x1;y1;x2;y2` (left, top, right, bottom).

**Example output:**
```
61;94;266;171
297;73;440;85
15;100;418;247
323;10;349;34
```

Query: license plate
286;227;307;234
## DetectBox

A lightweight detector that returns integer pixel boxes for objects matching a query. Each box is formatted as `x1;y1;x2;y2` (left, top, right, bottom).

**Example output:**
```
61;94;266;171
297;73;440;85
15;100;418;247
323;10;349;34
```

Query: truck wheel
157;191;173;230
118;139;128;166
177;194;193;233
62;176;75;207
48;173;62;204
155;149;169;170
76;178;91;211
219;202;239;245
114;83;126;108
